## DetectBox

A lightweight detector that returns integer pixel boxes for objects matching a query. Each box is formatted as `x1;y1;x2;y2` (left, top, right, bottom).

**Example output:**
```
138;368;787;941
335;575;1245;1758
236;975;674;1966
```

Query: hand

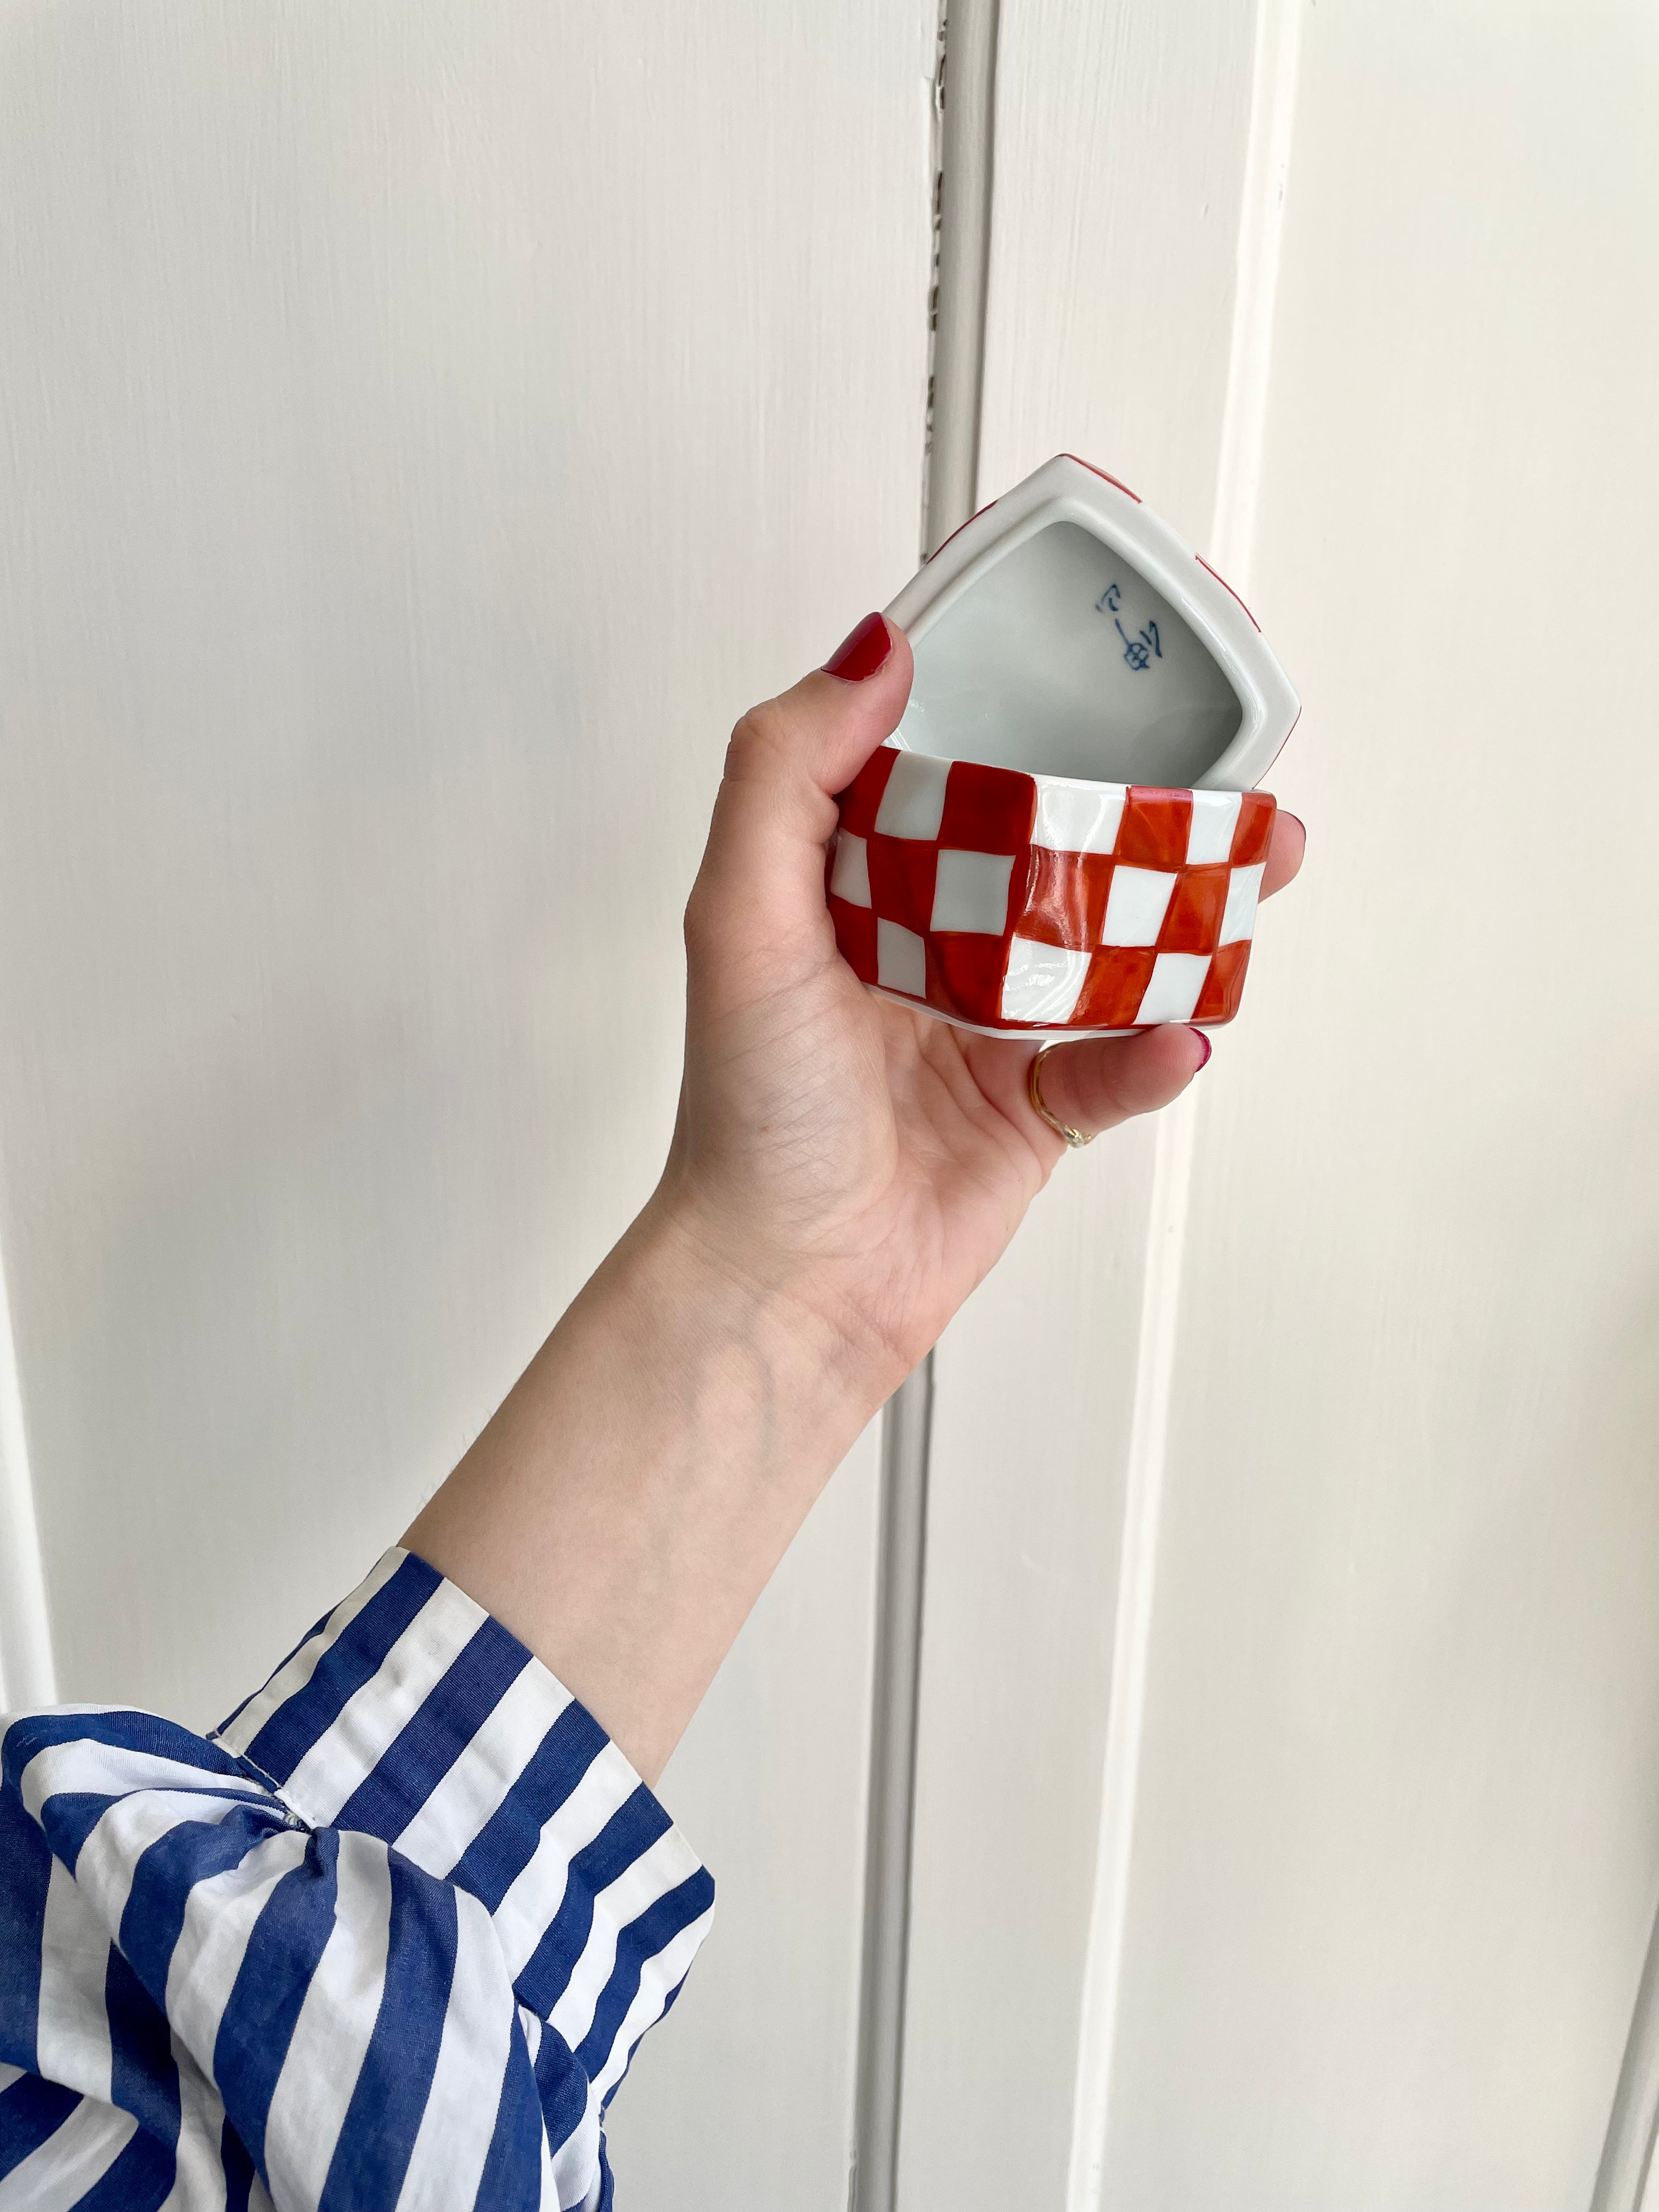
408;613;1304;1779
654;613;1305;1398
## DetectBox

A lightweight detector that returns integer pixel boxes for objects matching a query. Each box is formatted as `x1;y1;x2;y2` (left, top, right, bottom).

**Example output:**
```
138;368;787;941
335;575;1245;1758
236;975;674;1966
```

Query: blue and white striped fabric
0;1548;715;2209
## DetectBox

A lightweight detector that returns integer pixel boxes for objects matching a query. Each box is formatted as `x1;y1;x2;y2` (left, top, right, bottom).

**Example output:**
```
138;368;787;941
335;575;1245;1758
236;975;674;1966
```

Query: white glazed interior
884;455;1300;793
895;518;1244;787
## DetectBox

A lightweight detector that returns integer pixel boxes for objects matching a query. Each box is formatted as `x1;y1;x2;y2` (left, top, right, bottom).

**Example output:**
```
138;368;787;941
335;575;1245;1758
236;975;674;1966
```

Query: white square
1186;789;1242;866
1000;936;1091;1024
930;848;1015;934
1135;952;1211;1025
1219;861;1266;944
830;830;871;907
873;749;950;840
1100;866;1176;947
1031;777;1126;855
877;919;927;998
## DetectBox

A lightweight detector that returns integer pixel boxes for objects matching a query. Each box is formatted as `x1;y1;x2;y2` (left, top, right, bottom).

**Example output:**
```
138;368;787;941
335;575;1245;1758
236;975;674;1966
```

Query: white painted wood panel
613;1433;881;2208
1099;3;1659;2203
897;5;1262;2201
899;0;1658;2205
0;4;932;2198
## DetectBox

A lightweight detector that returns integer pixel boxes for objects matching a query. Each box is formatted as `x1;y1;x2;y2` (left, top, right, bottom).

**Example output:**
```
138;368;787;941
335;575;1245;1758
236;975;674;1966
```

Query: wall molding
853;1357;934;2212
1593;1891;1659;2212
0;1206;56;1710
852;3;1001;2204
1064;4;1306;2203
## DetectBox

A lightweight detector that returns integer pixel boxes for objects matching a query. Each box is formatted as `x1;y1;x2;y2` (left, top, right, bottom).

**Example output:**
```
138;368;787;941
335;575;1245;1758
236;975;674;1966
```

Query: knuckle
723;701;793;783
683;876;720;953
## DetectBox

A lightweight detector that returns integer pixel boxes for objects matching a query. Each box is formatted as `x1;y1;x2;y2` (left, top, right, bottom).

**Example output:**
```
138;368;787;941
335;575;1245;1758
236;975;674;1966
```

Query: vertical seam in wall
851;4;1000;2207
924;0;999;550
852;1357;934;2212
1064;5;1305;2205
0;1188;57;1709
1592;1879;1659;2212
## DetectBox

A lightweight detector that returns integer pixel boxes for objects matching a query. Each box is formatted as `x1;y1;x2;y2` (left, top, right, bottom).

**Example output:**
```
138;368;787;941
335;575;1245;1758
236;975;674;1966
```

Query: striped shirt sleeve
0;1547;715;2210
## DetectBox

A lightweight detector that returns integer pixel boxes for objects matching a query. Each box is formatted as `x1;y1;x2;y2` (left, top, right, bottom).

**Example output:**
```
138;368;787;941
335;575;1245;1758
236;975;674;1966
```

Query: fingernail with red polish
1192;1029;1214;1070
823;612;892;681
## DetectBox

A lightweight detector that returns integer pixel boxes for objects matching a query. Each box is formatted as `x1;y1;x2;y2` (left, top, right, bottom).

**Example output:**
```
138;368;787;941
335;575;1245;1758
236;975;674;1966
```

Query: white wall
0;3;932;2200
1104;4;1659;2202
2;4;1654;2207
901;2;1659;2207
898;6;1262;2202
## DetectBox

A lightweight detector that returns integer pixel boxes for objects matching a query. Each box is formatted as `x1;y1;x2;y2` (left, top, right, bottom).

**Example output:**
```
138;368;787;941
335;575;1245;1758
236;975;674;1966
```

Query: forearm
403;1198;892;1785
404;623;1282;1791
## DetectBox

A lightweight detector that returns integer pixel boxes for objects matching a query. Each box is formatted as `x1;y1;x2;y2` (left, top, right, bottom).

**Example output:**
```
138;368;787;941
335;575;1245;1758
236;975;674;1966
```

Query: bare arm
404;616;1304;1783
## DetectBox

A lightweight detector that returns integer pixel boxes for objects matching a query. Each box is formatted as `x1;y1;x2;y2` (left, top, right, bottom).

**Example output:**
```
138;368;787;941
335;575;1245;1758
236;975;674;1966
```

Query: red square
1118;788;1192;868
1231;791;1277;866
1159;866;1228;953
927;933;1007;1025
1194;939;1252;1022
836;745;900;838
939;759;1035;850
829;898;877;985
1077;947;1156;1029
866;836;938;935
1022;848;1111;950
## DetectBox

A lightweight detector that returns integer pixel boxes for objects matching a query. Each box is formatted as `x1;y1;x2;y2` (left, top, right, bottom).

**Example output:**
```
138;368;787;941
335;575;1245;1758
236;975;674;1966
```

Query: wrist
624;1189;905;1459
407;1202;887;1785
405;1176;908;1785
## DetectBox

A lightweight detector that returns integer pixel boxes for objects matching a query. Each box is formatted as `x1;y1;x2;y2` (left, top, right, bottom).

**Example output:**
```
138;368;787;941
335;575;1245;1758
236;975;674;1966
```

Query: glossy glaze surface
895;520;1243;787
831;743;1276;1035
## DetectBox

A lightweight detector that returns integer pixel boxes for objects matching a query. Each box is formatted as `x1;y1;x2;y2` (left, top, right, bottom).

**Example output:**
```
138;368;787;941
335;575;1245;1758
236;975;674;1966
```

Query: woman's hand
654;612;1304;1398
409;615;1304;1780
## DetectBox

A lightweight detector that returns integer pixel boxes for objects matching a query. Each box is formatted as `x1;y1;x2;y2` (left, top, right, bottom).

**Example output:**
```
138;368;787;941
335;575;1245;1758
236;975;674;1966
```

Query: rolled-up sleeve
0;1548;714;2211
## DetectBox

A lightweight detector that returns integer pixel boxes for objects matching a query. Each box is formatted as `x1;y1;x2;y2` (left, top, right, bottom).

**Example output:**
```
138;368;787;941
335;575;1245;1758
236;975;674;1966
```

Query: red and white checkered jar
828;455;1299;1038
831;747;1276;1037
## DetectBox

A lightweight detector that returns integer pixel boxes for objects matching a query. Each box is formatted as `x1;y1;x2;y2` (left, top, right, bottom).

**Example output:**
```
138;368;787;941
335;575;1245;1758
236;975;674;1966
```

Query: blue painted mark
1094;582;1161;671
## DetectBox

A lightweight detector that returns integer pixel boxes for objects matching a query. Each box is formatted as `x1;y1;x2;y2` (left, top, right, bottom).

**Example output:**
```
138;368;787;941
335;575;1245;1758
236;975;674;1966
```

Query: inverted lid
884;454;1299;791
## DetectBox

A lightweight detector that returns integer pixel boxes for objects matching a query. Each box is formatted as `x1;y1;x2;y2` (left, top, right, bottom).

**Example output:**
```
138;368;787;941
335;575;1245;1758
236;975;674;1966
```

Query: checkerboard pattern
829;744;1277;1032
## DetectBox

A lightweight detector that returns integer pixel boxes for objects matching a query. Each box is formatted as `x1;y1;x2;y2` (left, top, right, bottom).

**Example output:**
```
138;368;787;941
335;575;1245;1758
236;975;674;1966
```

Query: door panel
1103;5;1659;2204
0;4;931;2198
898;4;1262;2200
4;5;1652;2206
902;1;1659;2207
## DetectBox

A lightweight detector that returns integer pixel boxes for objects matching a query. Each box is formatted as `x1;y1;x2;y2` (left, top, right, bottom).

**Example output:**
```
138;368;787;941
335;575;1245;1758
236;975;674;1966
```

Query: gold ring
1028;1044;1094;1148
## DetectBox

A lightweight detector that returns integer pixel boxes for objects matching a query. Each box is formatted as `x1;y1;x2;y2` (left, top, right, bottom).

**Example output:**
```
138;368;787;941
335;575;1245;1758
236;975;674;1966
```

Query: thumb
687;614;913;963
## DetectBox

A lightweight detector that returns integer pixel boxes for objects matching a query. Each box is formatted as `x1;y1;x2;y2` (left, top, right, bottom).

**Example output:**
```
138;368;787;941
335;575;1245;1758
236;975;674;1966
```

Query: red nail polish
823;612;891;681
1192;1029;1214;1069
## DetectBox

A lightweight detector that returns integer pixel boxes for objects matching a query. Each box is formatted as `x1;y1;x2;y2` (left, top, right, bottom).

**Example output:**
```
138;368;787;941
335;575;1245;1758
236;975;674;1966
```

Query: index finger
1262;809;1306;898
